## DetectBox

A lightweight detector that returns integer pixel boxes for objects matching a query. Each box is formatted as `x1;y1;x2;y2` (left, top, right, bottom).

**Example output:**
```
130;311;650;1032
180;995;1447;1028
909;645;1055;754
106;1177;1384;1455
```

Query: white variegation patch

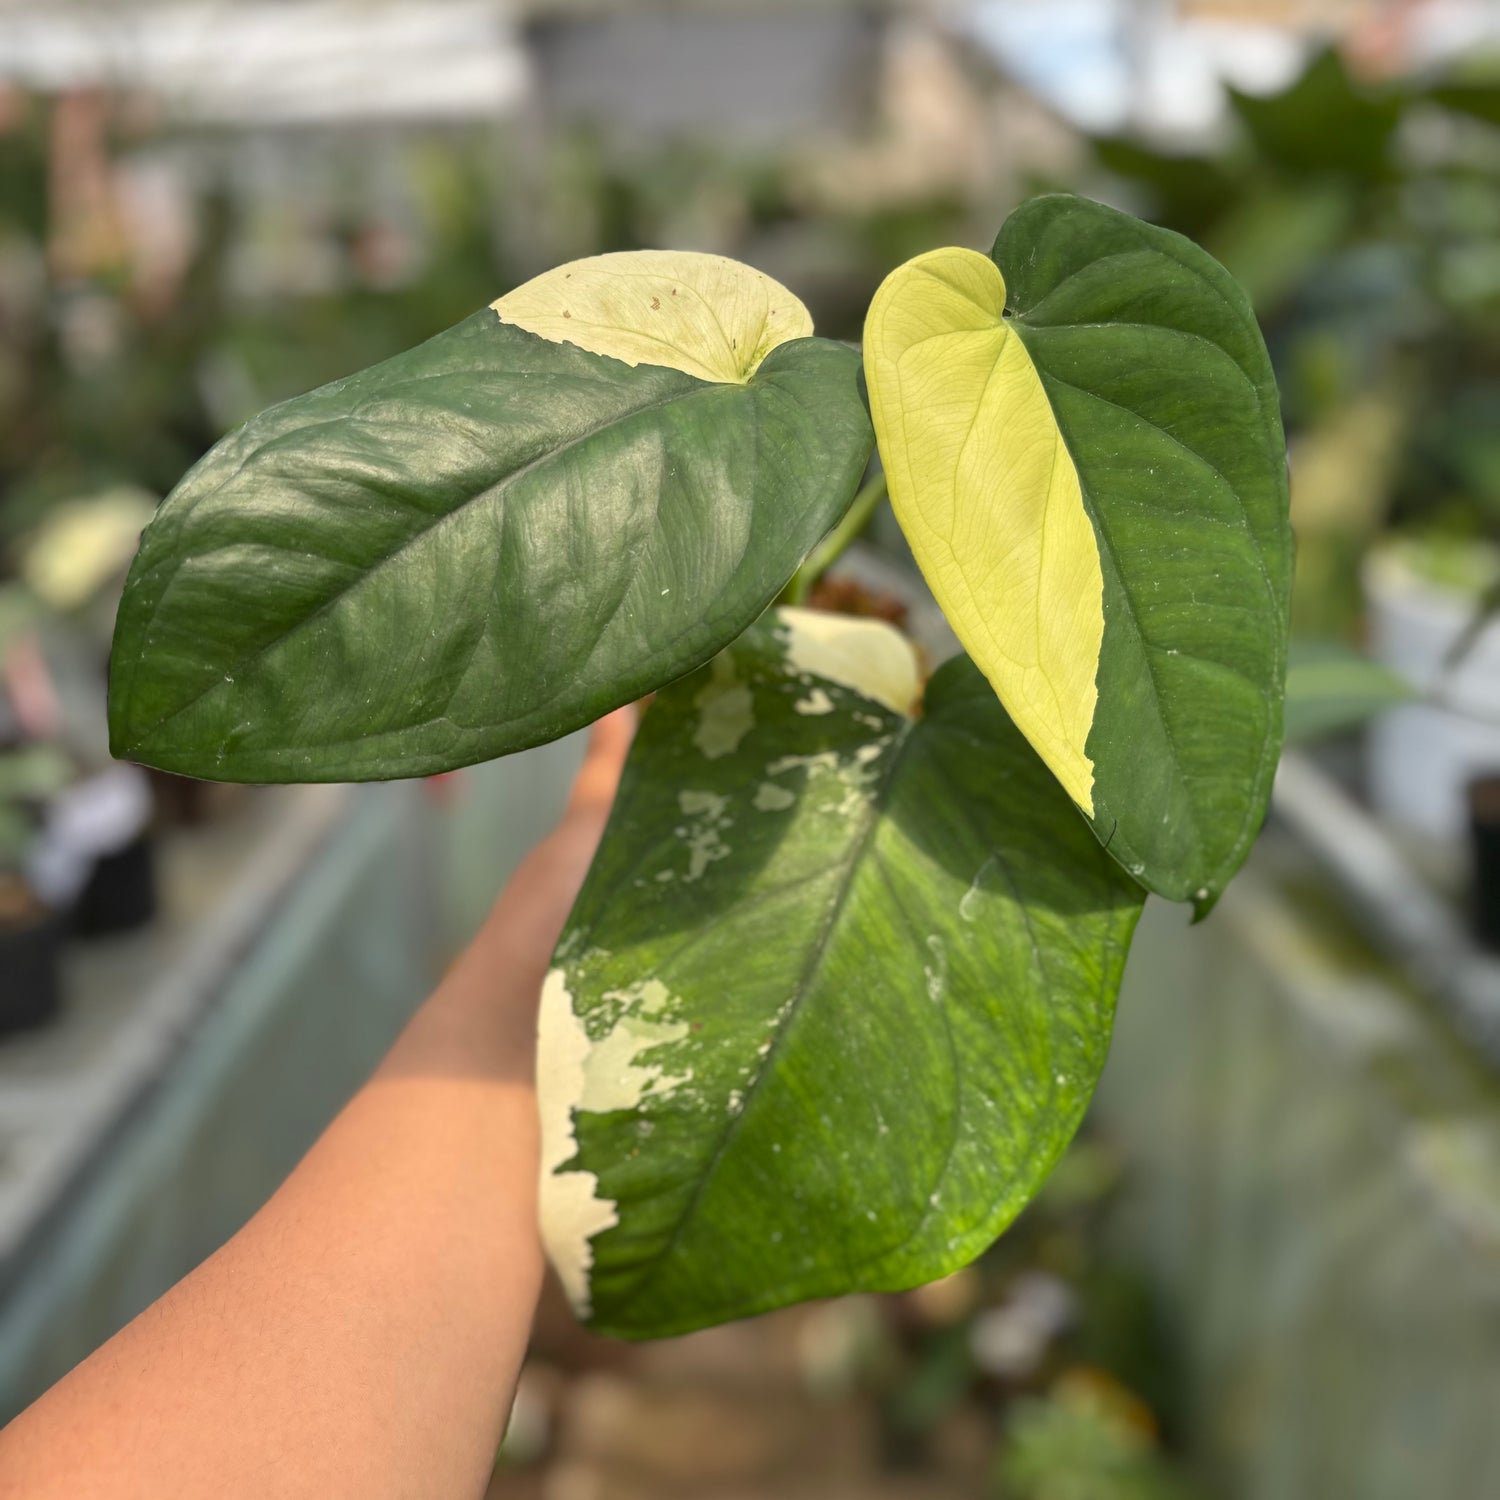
677;788;732;881
537;968;692;1317
753;781;796;812
693;653;755;760
776;606;920;717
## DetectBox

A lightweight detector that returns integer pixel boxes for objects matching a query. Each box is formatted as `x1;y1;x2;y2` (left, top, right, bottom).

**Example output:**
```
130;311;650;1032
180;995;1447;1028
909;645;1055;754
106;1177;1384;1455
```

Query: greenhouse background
2;1;1500;1495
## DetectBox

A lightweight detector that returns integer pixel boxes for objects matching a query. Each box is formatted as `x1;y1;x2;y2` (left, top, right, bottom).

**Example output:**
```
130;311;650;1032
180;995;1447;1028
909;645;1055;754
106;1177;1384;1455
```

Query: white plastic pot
1363;542;1500;842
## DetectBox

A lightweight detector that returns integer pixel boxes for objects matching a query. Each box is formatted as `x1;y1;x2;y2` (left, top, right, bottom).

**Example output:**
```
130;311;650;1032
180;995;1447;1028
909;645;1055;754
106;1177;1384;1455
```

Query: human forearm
0;711;633;1500
0;960;541;1500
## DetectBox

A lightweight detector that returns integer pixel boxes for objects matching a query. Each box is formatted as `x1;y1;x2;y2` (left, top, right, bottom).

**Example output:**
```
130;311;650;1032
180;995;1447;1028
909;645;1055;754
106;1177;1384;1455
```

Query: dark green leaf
998;194;1292;915
108;315;871;781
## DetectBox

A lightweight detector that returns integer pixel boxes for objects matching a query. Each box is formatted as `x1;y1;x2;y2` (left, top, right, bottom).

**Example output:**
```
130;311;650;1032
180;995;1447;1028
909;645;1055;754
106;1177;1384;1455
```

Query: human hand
429;707;636;1057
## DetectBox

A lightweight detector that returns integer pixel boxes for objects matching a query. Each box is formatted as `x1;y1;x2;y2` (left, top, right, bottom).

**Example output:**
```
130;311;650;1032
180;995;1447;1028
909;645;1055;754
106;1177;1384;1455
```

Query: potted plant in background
0;742;71;1034
1362;533;1500;841
5;497;163;933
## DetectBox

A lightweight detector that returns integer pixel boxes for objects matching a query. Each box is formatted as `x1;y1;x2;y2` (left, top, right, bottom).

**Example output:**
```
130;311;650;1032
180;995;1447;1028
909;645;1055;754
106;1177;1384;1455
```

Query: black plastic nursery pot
1469;774;1500;955
72;831;158;938
0;897;64;1035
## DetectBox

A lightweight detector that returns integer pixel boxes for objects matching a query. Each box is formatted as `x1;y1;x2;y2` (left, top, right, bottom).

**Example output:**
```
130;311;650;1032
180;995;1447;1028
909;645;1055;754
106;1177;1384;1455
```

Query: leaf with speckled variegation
537;609;1144;1338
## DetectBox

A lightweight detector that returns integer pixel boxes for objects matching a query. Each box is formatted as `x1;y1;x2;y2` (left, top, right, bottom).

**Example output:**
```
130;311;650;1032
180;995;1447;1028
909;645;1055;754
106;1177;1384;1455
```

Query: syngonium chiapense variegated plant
108;194;1291;1337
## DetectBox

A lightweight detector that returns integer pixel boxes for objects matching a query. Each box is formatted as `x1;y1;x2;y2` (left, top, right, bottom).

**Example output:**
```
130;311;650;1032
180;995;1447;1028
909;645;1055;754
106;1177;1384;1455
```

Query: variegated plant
109;195;1291;1337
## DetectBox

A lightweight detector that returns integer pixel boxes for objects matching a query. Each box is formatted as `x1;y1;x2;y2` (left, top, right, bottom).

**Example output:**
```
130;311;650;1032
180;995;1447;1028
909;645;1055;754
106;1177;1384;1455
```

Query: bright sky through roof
967;0;1304;137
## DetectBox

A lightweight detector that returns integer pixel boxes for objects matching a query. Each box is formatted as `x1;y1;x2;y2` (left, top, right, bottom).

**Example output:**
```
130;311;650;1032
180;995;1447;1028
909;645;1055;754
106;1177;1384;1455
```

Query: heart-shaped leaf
864;195;1291;912
538;609;1144;1336
109;253;872;782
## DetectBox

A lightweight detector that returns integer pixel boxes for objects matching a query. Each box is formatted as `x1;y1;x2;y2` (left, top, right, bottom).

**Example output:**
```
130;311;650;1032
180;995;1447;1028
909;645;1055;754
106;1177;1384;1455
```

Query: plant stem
782;471;888;607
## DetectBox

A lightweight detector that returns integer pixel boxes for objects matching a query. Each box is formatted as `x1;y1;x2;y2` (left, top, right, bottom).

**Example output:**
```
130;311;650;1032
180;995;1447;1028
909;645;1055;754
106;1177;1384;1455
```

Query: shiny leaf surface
110;283;871;781
538;610;1144;1336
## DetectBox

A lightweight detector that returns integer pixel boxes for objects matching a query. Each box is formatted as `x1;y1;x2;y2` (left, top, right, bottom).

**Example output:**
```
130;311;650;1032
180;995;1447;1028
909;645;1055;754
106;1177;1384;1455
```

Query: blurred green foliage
838;1134;1201;1498
0;96;975;569
0;743;70;871
1283;638;1413;742
1093;46;1500;636
0;107;527;540
998;1375;1197;1500
8;42;1497;649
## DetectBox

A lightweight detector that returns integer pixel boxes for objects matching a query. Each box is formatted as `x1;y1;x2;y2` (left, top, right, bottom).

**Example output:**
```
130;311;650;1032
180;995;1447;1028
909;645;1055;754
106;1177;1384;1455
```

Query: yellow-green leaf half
865;197;1292;912
863;246;1103;813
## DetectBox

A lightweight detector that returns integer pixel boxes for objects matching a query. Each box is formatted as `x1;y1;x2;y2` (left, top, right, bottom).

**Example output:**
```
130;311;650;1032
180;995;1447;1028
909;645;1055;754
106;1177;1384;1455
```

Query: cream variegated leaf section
777;607;921;717
863;246;1103;814
537;969;692;1318
492;250;813;385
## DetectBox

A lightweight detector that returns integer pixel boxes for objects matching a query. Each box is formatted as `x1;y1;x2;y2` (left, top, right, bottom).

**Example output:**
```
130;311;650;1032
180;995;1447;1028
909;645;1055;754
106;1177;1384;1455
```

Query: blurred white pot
1363;540;1500;841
